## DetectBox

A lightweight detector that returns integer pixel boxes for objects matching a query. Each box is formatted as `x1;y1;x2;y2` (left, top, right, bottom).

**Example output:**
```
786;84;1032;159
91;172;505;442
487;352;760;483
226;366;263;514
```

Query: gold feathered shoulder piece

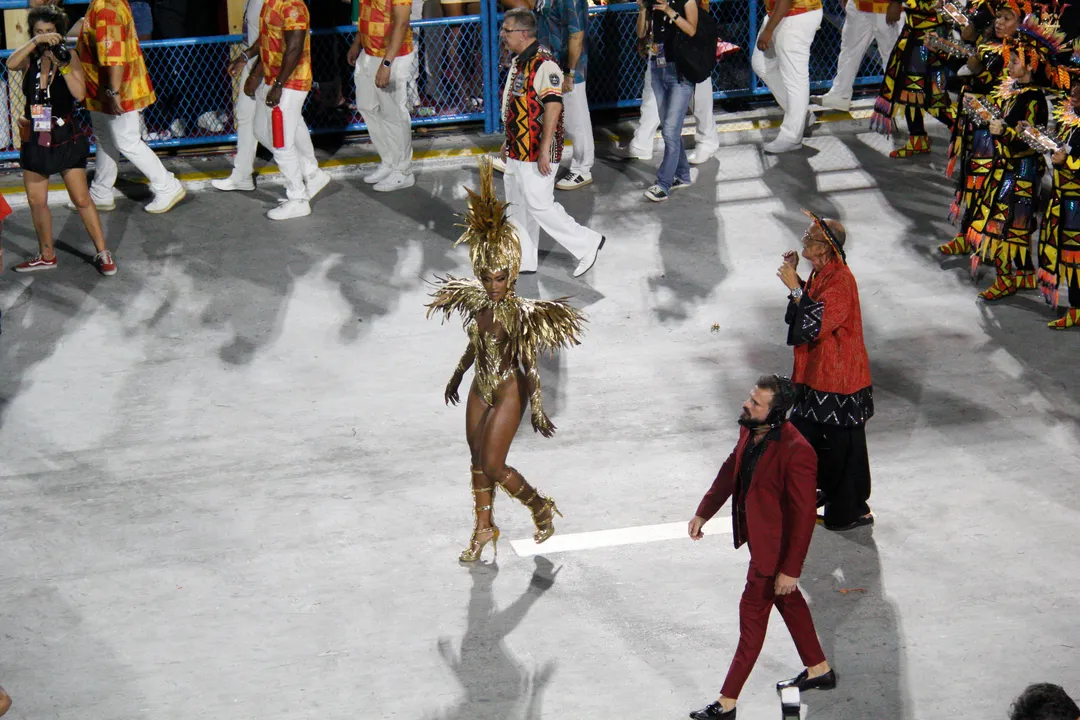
425;275;488;325
504;295;587;359
425;277;586;357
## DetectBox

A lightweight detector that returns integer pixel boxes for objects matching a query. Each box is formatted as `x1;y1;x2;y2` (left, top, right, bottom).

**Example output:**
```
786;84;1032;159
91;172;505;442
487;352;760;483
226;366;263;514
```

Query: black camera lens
52;44;71;63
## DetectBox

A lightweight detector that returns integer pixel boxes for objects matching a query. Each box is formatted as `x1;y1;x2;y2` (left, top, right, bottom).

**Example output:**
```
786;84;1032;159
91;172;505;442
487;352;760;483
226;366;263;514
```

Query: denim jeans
649;59;693;191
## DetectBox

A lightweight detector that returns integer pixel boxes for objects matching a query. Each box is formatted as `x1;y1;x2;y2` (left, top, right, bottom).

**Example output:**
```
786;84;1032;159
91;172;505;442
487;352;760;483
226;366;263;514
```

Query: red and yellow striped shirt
259;0;312;92
357;0;414;58
765;0;823;16
77;0;155;113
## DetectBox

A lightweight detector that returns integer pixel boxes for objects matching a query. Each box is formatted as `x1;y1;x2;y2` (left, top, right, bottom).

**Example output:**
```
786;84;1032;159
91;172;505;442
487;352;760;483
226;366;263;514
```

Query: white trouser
232;58;258;177
563;81;594;175
824;1;901;103
355;50;415;173
89;109;179;201
503;158;602;272
253;83;319;201
631;67;717;156
751;9;823;145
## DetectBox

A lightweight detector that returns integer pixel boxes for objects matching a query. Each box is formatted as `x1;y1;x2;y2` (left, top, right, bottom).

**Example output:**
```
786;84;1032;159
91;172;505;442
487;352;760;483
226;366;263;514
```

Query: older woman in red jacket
778;212;874;531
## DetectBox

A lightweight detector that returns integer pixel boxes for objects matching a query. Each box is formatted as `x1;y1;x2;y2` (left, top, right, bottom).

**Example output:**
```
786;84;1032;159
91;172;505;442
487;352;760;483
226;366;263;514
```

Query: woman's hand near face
34;32;63;47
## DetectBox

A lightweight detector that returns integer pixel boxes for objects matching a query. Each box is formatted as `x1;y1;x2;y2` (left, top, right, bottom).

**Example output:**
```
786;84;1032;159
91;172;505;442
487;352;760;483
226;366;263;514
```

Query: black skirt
19;123;89;177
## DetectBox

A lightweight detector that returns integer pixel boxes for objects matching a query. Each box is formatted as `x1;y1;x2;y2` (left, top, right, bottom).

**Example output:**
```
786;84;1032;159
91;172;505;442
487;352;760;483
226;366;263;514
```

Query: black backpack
672;5;718;84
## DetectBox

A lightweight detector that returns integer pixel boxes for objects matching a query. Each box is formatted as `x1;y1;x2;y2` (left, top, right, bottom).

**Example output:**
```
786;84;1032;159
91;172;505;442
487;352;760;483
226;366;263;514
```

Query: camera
50;43;71;63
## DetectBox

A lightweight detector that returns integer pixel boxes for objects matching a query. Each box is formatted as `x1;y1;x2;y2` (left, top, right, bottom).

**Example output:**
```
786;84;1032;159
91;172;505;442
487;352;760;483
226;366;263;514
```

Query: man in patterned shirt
251;0;331;220
348;0;417;192
77;0;186;213
499;8;604;278
752;0;824;153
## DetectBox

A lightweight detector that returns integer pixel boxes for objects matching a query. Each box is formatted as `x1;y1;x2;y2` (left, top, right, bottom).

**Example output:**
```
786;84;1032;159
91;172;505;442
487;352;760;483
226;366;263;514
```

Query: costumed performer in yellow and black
427;156;585;563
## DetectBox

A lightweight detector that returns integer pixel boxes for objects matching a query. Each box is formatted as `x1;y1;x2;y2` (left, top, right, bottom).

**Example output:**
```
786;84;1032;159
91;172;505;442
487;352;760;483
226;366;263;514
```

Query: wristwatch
789;287;804;301
104;88;119;98
382;58;393;69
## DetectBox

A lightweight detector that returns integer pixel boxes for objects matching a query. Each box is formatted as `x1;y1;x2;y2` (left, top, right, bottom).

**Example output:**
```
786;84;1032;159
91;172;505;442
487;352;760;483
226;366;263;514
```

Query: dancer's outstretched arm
522;350;555;438
445;344;476;405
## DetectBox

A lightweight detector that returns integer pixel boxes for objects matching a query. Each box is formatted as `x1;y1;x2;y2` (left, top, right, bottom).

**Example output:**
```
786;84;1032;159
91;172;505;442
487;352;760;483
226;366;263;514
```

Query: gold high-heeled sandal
500;468;563;544
460;468;499;562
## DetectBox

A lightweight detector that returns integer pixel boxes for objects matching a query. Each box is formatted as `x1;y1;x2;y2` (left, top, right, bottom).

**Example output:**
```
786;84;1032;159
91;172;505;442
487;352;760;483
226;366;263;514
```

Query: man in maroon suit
687;375;836;720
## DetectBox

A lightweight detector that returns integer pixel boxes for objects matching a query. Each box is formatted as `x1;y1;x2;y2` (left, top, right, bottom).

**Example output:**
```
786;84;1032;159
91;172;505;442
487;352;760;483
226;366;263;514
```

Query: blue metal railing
0;0;884;161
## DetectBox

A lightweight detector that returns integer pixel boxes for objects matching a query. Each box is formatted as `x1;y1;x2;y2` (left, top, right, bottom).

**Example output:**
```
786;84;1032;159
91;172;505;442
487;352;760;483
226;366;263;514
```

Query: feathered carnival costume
964;10;1066;301
1039;40;1080;327
425;156;584;561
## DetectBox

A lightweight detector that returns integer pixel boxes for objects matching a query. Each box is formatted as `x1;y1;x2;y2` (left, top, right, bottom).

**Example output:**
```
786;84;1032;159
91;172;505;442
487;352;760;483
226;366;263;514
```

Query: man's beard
737;410;770;429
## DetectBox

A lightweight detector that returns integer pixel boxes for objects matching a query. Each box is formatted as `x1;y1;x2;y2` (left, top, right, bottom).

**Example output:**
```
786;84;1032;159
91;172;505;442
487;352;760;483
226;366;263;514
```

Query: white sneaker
210;174;255;192
811;94;851;112
267;198;311;220
763;137;803;154
572;235;605;278
197;111;225;133
306;169;331;200
67;195;115;212
145;183;187;214
628;143;653;160
363;164;393;185
374;171;415;192
491;155;506;173
556;172;593;191
689;146;717;165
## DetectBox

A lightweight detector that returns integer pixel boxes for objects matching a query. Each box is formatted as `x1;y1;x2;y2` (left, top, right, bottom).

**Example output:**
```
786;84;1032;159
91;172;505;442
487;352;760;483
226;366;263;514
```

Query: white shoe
267;198;311;220
363;164;393;184
490;155;506;173
572;235;605;278
689;146;717;165
197;111;225;133
763;137;803;154
306;169;331;200
811;94;851;112
556;172;593;191
805;109;817;132
145;183;187;214
628;145;653;160
374;171;416;192
68;195;115;212
210;174;255;192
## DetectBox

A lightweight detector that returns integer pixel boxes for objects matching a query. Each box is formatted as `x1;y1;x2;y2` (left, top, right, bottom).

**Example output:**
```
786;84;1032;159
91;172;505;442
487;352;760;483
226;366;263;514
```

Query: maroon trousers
720;564;827;699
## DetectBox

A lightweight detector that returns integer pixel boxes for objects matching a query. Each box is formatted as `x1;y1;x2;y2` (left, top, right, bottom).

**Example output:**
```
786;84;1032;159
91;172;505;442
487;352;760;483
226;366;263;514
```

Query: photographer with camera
7;3;116;277
637;0;698;202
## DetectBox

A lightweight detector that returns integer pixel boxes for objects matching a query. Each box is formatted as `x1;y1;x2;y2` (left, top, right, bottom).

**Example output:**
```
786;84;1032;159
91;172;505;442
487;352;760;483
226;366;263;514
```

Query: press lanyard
31;59;55;138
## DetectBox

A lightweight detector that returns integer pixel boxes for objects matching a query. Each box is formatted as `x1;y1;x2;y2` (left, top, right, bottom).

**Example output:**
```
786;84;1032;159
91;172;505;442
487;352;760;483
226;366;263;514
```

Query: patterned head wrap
456;156;522;282
802;209;847;264
1010;8;1068;88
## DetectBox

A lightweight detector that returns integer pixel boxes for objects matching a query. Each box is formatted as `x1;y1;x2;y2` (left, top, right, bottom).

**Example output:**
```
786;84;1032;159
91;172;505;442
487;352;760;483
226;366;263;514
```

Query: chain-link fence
0;0;884;162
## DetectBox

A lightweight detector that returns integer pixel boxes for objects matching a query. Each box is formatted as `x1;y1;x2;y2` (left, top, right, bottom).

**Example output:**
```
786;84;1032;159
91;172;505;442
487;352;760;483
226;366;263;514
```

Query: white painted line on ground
510;521;730;557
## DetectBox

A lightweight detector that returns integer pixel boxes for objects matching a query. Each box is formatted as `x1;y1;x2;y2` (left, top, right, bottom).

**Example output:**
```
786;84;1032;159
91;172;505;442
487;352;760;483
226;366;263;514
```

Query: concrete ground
1;108;1078;720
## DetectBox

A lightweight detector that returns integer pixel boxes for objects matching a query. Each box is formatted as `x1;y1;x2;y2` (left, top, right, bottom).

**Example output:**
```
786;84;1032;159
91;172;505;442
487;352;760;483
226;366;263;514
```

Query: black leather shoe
690;701;736;719
824;514;874;532
776;668;838;693
816;490;826;508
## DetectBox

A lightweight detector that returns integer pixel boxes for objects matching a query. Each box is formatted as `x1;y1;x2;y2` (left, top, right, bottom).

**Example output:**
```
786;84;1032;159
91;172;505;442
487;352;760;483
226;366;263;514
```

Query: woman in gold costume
427;157;586;562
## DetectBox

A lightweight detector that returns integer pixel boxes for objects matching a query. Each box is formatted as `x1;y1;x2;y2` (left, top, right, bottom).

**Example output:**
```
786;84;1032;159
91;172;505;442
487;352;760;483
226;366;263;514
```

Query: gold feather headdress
455;156;522;282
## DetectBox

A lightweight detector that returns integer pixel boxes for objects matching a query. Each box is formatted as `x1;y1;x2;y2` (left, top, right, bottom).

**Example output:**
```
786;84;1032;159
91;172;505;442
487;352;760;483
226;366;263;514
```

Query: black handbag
671;5;718;84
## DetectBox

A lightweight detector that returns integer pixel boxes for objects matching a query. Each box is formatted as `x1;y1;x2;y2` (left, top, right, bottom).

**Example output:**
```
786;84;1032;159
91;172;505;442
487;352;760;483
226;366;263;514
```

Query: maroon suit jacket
695;423;818;578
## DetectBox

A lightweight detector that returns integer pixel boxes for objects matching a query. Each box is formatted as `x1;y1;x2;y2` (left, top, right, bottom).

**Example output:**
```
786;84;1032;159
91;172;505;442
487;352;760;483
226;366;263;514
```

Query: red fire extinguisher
272;106;284;149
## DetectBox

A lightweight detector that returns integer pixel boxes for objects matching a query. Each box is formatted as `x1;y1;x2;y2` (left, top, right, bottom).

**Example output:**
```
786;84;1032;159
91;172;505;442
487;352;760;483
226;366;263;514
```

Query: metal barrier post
748;0;760;93
481;0;496;134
